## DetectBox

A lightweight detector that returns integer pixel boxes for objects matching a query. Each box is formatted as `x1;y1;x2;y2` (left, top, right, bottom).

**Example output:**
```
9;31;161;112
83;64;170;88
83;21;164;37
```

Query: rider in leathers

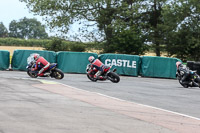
88;56;105;79
32;54;50;77
176;61;198;87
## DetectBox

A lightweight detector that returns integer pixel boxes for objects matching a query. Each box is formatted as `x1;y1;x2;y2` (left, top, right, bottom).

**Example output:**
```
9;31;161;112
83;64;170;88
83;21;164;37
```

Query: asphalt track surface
0;70;200;133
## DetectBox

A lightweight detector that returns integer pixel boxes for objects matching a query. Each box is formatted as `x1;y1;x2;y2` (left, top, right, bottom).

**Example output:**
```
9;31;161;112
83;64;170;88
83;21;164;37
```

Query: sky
0;0;72;38
0;0;95;41
0;0;44;29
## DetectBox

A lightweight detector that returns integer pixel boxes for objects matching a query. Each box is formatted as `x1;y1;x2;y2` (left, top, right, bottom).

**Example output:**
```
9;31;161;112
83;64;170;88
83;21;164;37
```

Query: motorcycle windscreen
27;55;34;64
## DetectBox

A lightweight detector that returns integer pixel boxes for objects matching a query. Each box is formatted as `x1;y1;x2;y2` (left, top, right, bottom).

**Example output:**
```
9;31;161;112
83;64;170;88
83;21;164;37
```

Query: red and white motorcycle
86;64;120;83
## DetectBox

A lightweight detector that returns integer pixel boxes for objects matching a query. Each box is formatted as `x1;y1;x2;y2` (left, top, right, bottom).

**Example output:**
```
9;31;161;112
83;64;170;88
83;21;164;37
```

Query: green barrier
57;51;98;73
11;50;56;71
140;56;181;78
0;50;10;70
98;54;141;76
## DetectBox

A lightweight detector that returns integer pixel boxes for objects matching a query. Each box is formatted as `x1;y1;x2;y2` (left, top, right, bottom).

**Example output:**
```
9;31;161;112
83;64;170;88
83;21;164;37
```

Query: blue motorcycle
26;55;64;79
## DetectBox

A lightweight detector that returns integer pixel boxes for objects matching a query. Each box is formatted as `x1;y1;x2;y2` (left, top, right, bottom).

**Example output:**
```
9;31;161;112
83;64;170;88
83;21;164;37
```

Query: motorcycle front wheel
27;69;38;78
107;72;120;83
51;68;64;79
87;74;97;82
178;79;189;88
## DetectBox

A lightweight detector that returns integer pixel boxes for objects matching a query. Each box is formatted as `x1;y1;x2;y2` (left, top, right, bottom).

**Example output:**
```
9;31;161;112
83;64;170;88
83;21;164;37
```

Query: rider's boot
188;81;193;86
38;68;44;77
94;71;102;79
43;73;49;77
38;73;44;77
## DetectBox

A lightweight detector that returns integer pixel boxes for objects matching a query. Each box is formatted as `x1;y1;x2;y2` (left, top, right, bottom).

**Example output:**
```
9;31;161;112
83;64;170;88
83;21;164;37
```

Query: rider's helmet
33;53;40;61
88;56;95;63
176;61;182;69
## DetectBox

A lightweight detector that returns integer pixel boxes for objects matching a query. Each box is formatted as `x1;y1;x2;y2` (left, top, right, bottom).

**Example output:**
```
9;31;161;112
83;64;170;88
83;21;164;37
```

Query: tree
9;17;48;39
20;0;199;58
128;0;169;56
109;25;147;55
132;0;199;59
20;0;147;54
163;0;200;61
0;22;8;37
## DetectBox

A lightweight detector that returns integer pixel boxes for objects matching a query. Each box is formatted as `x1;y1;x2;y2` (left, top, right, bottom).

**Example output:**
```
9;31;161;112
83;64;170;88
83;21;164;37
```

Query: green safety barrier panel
140;56;181;78
11;50;56;71
57;51;98;73
98;54;141;76
0;50;10;70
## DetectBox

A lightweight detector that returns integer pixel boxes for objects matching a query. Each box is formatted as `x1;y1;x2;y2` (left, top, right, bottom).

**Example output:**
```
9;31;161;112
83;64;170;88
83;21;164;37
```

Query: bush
69;42;86;52
0;37;50;47
44;38;68;52
0;37;96;53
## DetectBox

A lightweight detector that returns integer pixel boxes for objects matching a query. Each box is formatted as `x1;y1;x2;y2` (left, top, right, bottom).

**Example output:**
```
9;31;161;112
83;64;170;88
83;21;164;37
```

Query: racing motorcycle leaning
26;55;64;79
86;64;120;83
177;66;200;88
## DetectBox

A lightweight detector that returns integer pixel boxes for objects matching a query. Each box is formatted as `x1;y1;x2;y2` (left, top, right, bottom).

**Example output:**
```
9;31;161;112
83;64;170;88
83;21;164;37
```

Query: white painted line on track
57;82;200;121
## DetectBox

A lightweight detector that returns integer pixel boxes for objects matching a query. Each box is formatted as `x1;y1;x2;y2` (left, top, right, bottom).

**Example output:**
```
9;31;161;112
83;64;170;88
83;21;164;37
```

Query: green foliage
44;38;68;52
133;0;169;56
19;0;148;53
0;37;50;47
0;22;8;37
163;0;200;61
105;26;147;55
20;0;200;61
43;38;86;52
0;37;90;53
69;42;86;52
9;17;48;39
166;24;200;62
85;42;104;51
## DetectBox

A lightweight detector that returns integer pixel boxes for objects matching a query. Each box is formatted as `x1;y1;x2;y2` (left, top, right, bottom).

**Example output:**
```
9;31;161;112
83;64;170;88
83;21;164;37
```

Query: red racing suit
32;57;50;76
91;59;105;72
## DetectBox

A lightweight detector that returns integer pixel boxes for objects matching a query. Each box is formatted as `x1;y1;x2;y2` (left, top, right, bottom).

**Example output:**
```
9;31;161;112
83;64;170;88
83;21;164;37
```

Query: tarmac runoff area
0;78;200;133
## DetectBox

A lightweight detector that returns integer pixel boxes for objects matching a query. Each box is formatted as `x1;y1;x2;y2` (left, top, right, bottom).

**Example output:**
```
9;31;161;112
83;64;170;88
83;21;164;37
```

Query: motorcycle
26;55;64;79
177;67;200;88
86;64;120;83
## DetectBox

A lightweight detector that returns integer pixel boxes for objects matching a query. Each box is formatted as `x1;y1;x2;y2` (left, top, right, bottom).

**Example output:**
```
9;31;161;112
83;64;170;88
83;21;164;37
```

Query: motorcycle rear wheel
195;77;200;84
107;72;120;83
51;68;64;79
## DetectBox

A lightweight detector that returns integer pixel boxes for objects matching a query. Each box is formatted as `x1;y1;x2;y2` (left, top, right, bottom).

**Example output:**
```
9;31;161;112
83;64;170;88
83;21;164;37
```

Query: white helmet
33;53;40;61
88;56;95;63
176;61;182;69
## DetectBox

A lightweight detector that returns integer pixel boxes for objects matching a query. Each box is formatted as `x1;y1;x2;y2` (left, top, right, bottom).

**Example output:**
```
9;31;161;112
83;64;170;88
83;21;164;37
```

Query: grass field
0;46;44;56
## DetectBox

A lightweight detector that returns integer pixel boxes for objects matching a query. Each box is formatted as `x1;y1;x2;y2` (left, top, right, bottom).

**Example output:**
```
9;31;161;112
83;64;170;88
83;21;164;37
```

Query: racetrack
0;70;200;133
2;70;200;118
